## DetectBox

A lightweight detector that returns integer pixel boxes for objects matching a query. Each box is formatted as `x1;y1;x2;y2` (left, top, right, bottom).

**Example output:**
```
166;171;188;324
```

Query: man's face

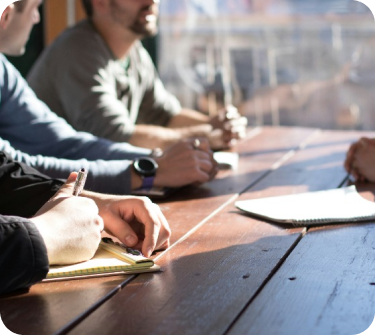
109;0;159;38
1;0;41;55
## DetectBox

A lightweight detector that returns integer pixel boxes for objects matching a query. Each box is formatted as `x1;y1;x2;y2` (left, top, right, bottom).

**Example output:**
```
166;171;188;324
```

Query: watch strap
141;176;155;189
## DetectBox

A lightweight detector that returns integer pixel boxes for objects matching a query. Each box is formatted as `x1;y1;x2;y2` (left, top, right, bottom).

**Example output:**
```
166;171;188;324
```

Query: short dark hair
81;0;93;18
14;0;27;12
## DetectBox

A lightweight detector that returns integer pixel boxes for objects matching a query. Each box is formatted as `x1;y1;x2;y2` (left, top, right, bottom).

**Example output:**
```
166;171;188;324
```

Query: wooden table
1;126;375;335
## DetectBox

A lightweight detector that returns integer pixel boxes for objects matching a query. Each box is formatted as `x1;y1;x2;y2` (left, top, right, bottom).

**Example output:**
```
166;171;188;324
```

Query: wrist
131;169;143;190
30;216;55;264
132;157;158;189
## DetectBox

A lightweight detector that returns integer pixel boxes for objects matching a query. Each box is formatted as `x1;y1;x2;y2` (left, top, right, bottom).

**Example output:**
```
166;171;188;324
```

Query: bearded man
27;0;247;150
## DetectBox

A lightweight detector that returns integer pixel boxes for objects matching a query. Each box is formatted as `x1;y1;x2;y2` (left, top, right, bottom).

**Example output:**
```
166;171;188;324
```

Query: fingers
142;203;171;256
208;161;219;181
224;115;248;130
189;142;219;182
103;197;171;257
105;213;140;249
96;215;105;233
143;205;161;257
186;137;211;153
158;138;217;186
152;204;171;250
53;172;78;199
211;106;248;149
218;104;240;121
345;137;375;182
344;143;355;172
344;140;364;173
128;199;170;257
223;117;248;143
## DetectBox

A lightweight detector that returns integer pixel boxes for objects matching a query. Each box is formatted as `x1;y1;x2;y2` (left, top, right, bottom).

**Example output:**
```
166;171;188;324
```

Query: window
158;0;375;130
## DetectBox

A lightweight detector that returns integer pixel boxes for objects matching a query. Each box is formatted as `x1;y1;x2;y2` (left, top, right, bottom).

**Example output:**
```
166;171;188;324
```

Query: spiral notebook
44;237;160;281
235;186;375;226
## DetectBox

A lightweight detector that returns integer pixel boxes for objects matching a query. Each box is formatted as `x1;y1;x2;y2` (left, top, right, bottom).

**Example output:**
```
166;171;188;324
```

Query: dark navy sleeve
0;54;151;195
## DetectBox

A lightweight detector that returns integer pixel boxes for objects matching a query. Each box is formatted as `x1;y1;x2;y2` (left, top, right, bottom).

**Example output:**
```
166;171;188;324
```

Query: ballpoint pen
73;168;87;196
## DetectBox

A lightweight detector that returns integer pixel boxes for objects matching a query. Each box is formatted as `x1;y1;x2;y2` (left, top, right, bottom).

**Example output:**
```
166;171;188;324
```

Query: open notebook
44;237;160;281
235;186;375;226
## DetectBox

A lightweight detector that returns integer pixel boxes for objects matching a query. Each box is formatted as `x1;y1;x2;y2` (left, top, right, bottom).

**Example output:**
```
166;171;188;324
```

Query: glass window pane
158;0;375;130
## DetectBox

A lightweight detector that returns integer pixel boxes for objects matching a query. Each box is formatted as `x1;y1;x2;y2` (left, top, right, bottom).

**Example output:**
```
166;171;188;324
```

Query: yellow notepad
45;237;160;280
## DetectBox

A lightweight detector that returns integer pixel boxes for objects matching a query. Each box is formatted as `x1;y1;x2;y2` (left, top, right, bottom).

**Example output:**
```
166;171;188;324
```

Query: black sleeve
0;215;49;295
0;151;64;217
0;151;63;294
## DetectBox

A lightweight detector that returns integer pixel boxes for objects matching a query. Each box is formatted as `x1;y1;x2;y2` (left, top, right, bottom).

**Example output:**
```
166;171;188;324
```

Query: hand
30;173;104;265
85;194;171;257
153;138;218;187
344;137;375;182
209;104;248;149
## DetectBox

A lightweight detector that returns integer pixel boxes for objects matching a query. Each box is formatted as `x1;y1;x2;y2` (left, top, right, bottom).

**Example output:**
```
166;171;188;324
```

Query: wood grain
67;129;357;335
0;127;315;334
229;212;375;334
157;126;318;244
2;128;372;335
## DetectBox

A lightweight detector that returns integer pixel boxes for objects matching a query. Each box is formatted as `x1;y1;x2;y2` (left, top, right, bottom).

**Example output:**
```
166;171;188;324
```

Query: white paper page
214;152;239;170
235;186;375;224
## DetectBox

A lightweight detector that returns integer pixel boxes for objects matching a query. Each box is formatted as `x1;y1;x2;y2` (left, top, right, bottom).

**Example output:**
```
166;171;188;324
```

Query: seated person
0;0;217;195
0;151;170;295
27;0;248;150
344;137;375;182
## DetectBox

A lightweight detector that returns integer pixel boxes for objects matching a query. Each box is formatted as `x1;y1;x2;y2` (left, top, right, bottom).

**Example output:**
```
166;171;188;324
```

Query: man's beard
109;0;158;38
129;19;158;38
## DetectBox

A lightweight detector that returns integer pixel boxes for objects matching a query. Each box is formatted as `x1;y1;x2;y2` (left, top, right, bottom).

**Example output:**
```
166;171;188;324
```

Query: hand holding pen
208;104;248;149
220;104;248;140
33;169;170;259
31;171;104;265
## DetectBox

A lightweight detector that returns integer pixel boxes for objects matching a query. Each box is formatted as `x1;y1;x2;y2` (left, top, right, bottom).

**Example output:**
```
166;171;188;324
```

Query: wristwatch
133;157;158;189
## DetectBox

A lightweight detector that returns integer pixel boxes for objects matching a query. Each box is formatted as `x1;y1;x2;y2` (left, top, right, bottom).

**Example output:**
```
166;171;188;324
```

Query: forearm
167;109;210;128
128;125;182;150
128;123;213;150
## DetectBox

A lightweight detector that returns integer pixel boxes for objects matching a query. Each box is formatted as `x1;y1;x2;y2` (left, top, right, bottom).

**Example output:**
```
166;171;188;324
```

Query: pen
73;168;87;196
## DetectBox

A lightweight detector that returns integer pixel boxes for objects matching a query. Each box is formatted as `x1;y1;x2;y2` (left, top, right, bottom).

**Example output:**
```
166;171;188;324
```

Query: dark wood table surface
1;126;375;335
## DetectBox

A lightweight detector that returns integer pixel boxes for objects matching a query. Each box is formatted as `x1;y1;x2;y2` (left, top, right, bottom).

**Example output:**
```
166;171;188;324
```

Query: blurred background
10;0;375;131
157;0;375;130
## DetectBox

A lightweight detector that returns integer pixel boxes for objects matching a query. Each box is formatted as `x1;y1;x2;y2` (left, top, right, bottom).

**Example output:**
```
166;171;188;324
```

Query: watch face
134;157;158;177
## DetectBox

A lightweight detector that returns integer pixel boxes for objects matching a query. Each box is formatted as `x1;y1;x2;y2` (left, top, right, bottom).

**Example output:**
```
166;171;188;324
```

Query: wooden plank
229;185;375;335
0;276;128;335
66;129;357;334
236;129;372;200
158;127;318;244
69;210;303;335
0;127;315;335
